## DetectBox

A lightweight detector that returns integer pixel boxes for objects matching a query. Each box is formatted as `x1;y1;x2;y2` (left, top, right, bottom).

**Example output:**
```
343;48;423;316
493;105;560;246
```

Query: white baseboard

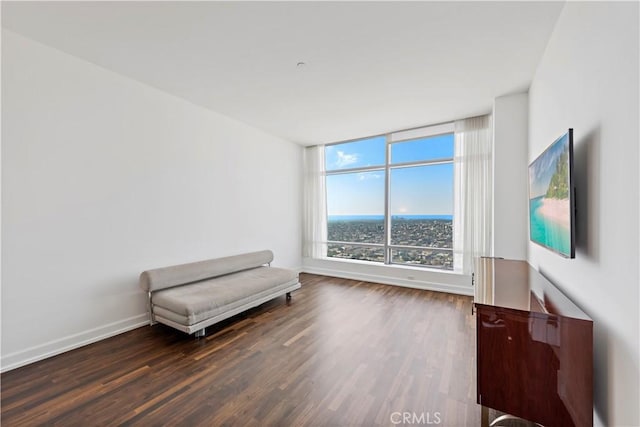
1;314;148;373
301;265;474;296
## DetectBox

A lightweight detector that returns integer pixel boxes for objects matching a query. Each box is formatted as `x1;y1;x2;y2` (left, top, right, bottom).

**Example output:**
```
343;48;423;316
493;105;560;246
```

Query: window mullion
325;165;385;175
384;134;391;265
388;158;453;169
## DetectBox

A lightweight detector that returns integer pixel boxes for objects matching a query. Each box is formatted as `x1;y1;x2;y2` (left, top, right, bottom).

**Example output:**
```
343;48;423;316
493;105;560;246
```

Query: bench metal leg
286;292;292;301
195;328;206;338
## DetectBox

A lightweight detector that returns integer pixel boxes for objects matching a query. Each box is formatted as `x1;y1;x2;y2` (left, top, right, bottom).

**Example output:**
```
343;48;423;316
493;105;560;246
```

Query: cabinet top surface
473;258;592;321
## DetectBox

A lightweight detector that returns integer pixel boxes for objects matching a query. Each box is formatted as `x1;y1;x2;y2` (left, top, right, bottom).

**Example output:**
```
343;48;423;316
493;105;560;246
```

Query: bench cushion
151;266;298;326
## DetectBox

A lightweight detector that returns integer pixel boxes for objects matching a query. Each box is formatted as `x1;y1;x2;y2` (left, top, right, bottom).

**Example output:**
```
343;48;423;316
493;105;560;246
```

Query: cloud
357;172;383;181
335;151;359;168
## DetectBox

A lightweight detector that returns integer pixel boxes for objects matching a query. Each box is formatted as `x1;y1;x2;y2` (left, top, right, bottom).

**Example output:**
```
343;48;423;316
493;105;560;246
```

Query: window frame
324;122;455;270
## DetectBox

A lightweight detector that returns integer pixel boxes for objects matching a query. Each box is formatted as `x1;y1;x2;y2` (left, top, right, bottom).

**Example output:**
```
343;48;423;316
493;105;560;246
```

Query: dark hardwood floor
1;273;483;426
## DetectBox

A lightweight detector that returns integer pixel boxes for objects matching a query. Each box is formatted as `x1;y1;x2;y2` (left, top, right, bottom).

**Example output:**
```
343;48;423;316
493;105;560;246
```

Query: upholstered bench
139;250;300;337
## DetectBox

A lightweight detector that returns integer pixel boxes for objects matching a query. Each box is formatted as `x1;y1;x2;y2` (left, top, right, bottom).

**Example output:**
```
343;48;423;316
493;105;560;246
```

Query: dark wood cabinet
473;258;593;427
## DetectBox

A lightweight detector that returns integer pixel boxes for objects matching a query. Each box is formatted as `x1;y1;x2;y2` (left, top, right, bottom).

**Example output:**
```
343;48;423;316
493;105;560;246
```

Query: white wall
1;30;303;371
528;3;639;425
493;93;528;260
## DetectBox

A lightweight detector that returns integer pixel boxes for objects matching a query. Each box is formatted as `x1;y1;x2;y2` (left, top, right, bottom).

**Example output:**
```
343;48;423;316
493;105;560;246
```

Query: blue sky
325;134;454;216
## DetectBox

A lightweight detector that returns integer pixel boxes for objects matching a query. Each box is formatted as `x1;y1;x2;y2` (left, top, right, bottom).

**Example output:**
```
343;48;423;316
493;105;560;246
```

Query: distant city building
327;218;453;269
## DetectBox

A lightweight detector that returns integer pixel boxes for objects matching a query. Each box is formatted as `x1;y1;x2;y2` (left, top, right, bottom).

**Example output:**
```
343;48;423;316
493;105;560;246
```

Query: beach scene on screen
529;133;571;256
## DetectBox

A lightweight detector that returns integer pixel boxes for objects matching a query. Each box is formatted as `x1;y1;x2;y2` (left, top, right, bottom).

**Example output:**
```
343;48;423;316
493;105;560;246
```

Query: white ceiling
2;1;564;145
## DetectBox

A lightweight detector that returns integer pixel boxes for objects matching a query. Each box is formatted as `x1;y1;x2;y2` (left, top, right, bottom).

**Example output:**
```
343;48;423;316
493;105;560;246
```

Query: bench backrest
140;250;274;292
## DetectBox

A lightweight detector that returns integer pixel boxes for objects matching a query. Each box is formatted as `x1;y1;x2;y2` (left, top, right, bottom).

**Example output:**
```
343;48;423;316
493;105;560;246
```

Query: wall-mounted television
528;129;575;258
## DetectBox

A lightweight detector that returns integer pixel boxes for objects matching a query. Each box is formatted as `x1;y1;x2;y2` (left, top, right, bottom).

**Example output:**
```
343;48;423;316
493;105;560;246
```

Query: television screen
528;129;575;258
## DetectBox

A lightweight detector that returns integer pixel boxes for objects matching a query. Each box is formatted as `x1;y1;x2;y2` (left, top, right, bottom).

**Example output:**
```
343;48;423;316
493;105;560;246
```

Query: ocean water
529;196;571;256
328;214;453;222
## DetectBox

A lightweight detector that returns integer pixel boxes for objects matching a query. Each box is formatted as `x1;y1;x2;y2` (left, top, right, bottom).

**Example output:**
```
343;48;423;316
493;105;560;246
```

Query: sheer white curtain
302;145;327;258
453;115;493;274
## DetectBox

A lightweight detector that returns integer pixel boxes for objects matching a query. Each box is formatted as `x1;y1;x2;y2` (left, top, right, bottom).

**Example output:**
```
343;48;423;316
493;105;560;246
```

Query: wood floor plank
1;273;484;426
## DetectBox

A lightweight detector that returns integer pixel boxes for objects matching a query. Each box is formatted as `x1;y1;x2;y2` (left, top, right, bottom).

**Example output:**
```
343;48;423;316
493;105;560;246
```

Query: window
324;125;454;270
